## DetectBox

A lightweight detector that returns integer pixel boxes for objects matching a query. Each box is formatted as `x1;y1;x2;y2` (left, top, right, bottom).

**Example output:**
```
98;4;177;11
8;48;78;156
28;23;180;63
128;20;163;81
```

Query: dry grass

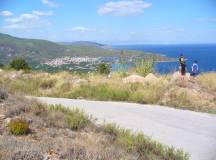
0;70;215;113
102;123;189;160
196;72;216;92
161;86;216;113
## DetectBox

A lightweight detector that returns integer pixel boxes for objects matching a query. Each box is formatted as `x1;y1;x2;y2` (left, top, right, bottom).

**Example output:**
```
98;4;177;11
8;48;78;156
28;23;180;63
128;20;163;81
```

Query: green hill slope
0;33;118;64
0;33;172;71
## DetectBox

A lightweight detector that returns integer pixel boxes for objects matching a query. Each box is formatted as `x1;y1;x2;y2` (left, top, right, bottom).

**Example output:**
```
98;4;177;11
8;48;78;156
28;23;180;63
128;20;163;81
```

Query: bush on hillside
48;105;89;130
69;84;130;101
9;58;31;71
0;63;4;68
66;108;88;130
9;118;29;135
103;123;120;137
135;59;154;77
97;63;110;74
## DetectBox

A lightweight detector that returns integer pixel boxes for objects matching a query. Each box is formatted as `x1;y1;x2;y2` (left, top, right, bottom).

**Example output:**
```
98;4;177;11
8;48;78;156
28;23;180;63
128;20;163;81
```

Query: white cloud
98;0;152;16
3;12;52;30
0;10;14;17
5;14;39;23
41;0;59;8
70;26;93;33
32;10;53;16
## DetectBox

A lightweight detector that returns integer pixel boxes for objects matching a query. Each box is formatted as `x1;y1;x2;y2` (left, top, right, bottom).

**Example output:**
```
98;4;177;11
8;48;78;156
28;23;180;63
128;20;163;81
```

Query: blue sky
0;0;216;44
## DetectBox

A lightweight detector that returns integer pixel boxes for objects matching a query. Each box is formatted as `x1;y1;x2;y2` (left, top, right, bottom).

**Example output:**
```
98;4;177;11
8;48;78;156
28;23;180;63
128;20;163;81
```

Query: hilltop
58;41;109;48
0;33;114;63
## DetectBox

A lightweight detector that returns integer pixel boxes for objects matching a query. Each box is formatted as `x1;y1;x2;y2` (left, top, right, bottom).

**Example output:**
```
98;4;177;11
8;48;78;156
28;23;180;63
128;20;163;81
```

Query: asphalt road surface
36;97;216;160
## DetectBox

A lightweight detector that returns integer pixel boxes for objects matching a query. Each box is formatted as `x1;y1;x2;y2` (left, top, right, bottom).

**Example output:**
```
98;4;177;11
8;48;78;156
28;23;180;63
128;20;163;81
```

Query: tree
97;63;110;74
10;58;31;70
0;63;4;68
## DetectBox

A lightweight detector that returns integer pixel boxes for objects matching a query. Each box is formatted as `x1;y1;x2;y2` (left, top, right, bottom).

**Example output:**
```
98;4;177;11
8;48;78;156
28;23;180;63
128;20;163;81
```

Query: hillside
0;33;171;69
0;33;117;64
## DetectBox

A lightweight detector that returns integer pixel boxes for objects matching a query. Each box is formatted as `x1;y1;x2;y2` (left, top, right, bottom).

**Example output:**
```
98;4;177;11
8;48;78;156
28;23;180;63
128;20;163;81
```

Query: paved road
36;97;216;160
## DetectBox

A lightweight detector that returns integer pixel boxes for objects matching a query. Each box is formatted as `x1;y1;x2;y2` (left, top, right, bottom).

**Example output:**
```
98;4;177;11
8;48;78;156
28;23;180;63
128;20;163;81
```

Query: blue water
114;44;216;73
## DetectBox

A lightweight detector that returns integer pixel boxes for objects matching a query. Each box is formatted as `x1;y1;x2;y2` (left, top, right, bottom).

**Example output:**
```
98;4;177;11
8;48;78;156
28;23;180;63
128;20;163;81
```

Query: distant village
43;56;101;67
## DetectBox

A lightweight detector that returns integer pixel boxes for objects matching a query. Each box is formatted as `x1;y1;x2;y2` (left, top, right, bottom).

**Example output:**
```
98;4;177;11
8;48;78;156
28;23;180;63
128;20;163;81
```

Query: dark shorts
190;72;198;77
180;65;186;75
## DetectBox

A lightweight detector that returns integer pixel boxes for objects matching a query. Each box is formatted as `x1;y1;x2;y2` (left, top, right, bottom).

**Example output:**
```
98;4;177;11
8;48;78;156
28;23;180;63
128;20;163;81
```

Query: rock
9;71;23;79
171;72;191;82
123;74;145;83
143;73;158;84
123;74;159;84
10;73;19;79
108;74;112;78
26;118;33;124
73;79;88;86
4;118;11;126
0;87;8;102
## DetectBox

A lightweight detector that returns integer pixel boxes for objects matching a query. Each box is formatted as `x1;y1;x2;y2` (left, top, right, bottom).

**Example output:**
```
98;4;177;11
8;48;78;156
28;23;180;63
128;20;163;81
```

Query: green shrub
8;118;29;135
66;108;88;130
69;84;130;101
135;59;154;77
103;123;119;137
97;63;110;74
102;124;189;160
48;105;89;130
9;58;31;71
117;129;134;152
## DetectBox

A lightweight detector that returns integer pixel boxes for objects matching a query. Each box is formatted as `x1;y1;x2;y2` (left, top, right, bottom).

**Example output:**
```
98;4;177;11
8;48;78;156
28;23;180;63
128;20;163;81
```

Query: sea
114;44;216;74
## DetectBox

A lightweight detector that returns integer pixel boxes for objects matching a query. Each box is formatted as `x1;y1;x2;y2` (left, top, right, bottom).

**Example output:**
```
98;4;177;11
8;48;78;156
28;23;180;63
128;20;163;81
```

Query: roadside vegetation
102;123;189;160
196;72;216;92
0;59;215;113
0;87;189;160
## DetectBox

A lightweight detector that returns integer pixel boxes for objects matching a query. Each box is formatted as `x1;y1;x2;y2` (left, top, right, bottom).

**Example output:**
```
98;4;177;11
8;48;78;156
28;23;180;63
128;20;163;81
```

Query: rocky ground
0;87;136;160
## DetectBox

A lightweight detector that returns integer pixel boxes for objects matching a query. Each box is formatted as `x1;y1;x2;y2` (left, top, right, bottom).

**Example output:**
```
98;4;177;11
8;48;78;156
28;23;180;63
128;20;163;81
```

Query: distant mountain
59;41;104;47
58;41;114;50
